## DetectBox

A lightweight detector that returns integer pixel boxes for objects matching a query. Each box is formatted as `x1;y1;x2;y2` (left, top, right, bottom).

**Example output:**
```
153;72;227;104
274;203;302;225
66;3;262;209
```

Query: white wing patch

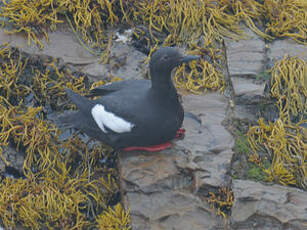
91;104;135;133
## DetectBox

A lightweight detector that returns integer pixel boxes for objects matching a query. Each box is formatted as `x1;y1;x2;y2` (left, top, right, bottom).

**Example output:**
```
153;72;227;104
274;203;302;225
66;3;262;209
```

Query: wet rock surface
268;39;307;63
0;23;97;64
230;76;267;122
82;42;147;81
119;92;233;230
177;94;234;188
231;180;307;230
226;27;307;230
0;144;25;179
1;23;307;230
225;27;266;77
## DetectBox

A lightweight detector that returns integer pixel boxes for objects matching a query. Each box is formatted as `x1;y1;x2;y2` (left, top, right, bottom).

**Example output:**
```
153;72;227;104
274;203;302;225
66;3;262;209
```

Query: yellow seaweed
0;44;124;229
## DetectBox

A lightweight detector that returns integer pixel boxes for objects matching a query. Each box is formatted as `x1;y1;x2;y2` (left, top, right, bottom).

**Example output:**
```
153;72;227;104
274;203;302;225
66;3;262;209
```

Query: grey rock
3;21;307;230
0;145;24;175
225;26;266;77
232;77;265;97
231;76;267;121
119;149;192;194
231;180;307;230
0;26;147;83
80;61;109;79
119;150;218;230
119;92;234;230
82;42;146;81
0;24;97;64
176;93;234;188
125;191;218;230
268;39;307;65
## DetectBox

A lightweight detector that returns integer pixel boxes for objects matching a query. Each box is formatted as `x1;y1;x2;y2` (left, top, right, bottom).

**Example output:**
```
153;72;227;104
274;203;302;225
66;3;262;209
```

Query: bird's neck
150;70;177;97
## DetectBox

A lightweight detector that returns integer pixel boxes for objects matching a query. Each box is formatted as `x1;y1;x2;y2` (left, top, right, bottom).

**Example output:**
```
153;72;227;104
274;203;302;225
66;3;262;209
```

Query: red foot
175;128;185;139
122;128;185;152
122;142;172;152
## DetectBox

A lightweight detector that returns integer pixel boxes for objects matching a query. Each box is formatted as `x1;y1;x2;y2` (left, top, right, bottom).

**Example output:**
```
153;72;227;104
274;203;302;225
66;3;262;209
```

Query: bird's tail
57;110;80;129
65;88;93;112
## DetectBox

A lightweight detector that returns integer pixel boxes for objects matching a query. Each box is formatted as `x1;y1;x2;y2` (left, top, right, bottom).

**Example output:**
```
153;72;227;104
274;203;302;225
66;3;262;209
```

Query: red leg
175;128;185;139
122;142;172;152
122;128;185;152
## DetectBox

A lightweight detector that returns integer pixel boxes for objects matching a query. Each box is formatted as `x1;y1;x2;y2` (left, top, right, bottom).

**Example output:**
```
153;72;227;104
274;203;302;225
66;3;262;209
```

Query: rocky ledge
1;24;306;230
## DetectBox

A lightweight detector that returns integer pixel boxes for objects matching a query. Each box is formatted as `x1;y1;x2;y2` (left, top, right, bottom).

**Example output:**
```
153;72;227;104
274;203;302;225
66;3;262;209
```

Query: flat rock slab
231;180;307;230
231;76;266;121
176;93;234;188
0;27;146;81
268;39;307;64
3;23;307;230
0;145;24;177
231;77;265;97
0;25;96;64
225;27;266;77
82;42;146;81
119;92;234;230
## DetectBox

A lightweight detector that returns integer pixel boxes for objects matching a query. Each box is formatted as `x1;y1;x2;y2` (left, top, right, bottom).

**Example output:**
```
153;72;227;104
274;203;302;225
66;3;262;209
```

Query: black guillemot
60;47;199;151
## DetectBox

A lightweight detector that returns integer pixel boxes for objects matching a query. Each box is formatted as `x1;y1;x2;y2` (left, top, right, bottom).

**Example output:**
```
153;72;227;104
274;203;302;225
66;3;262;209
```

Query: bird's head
149;47;199;76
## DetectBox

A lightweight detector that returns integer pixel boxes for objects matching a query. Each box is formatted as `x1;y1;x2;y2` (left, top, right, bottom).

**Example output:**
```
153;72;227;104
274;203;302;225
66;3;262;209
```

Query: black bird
60;47;199;151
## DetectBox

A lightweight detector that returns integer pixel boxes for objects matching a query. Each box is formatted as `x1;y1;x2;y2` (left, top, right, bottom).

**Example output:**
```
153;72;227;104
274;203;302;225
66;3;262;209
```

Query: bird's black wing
87;79;150;97
92;84;153;127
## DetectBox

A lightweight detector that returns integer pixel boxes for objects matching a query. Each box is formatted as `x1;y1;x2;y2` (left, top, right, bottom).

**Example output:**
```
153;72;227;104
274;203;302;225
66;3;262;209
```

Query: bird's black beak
180;55;200;64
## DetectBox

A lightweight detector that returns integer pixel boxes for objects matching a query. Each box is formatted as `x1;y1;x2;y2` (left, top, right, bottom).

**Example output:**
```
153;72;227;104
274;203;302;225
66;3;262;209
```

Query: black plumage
60;47;199;150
